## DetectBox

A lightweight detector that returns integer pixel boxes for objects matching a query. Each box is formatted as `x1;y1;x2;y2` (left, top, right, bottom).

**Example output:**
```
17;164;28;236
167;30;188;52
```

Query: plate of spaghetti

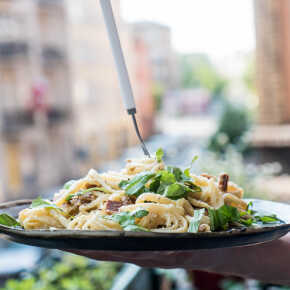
0;149;289;251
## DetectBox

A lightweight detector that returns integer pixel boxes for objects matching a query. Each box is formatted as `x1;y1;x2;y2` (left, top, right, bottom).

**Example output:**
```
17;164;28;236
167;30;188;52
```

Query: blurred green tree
180;53;228;98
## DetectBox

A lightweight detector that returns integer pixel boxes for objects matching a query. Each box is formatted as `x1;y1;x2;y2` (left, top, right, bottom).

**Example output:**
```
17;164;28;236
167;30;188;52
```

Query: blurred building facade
0;0;155;201
0;0;73;201
255;0;290;125
252;0;290;172
132;22;180;91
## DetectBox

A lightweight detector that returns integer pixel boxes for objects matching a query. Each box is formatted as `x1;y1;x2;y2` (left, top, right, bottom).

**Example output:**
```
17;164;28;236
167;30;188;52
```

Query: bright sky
121;0;255;58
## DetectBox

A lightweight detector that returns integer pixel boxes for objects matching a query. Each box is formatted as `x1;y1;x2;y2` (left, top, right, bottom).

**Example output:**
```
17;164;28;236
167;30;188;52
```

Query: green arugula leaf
63;180;76;190
184;181;202;192
30;197;63;212
184;155;198;177
132;209;149;218
106;209;149;231
188;209;205;233
160;170;176;184
208;205;240;231
247;201;253;211
120;172;155;196
166;166;183;182
149;175;161;192
240;218;254;226
66;187;110;201
255;215;283;224
156;148;164;163
0;214;21;227
119;180;130;189
163;183;190;200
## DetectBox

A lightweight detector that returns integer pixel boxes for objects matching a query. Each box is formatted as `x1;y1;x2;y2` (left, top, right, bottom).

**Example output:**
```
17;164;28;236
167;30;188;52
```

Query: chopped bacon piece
106;201;123;212
218;173;229;192
201;173;214;180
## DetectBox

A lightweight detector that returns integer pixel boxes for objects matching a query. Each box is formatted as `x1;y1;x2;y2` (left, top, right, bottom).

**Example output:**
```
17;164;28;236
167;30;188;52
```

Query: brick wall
255;0;290;125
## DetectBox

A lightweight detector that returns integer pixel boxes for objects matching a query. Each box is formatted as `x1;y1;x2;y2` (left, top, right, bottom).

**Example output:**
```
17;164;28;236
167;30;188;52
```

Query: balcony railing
0;108;70;135
0;41;28;58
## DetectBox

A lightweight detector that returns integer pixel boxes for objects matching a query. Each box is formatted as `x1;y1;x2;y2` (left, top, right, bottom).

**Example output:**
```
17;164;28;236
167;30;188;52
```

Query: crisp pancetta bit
218;173;229;192
201;173;215;180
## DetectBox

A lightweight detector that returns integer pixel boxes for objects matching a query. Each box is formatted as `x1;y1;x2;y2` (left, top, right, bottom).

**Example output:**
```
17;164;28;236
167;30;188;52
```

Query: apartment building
132;21;180;91
0;0;73;201
0;0;155;201
254;0;290;125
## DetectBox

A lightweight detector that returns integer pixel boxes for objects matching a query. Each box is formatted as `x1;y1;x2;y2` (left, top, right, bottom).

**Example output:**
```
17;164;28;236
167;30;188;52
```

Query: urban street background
0;1;290;289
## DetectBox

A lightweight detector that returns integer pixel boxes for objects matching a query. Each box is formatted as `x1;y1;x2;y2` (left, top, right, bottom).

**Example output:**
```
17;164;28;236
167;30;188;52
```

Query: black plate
0;199;289;251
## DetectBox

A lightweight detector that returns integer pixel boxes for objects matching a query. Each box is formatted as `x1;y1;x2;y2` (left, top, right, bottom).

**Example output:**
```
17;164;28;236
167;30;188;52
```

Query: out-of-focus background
0;0;290;289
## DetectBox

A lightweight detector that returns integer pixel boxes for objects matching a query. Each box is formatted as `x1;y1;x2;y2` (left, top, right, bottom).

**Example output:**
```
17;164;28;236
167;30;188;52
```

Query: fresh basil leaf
156;148;164;163
166;166;183;182
66;187;110;201
121;172;155;196
188;209;205;233
0;214;21;227
31;197;63;211
163;183;190;200
63;180;76;190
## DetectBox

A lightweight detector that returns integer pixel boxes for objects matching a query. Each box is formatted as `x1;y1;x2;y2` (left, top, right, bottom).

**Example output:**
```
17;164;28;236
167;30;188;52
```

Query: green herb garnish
31;197;63;212
209;202;284;231
0;214;21;228
208;205;240;231
119;172;155;197
106;209;149;232
66;187;110;201
156;148;164;163
163;183;191;200
188;209;205;233
184;155;198;178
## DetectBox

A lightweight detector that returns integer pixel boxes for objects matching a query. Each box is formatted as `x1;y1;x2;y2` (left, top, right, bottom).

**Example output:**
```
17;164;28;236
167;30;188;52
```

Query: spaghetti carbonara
18;149;276;233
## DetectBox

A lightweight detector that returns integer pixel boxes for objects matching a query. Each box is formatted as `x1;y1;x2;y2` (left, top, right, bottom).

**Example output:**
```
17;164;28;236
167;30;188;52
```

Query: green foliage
180;53;228;98
208;101;251;153
1;255;121;290
153;82;165;112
